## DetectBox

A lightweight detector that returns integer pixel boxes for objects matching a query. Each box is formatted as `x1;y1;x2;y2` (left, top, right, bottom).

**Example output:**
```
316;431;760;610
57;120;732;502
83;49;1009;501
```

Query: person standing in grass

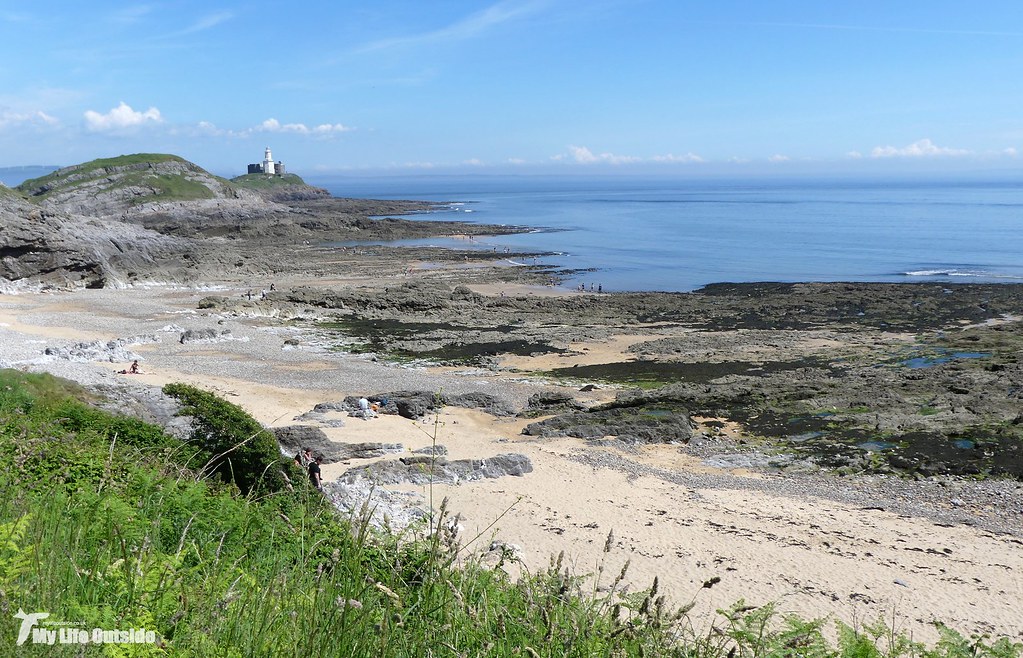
308;455;322;490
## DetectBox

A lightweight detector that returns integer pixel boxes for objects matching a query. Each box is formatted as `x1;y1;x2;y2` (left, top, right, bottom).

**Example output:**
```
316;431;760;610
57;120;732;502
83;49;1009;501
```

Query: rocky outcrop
519;391;587;418
178;328;234;344
340;390;516;420
523;388;696;445
340;453;533;485
0;194;194;289
273;425;403;464
43;335;160;362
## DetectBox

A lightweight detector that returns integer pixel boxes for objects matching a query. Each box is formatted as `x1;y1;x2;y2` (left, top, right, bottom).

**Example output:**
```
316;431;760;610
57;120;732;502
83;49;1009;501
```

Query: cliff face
0;192;192;290
0;154;303;289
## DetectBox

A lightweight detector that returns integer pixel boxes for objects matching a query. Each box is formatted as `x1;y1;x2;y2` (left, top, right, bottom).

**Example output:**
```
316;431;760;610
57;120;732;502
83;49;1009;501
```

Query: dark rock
412;445;449;456
341;453;532;485
274;425;337;462
520;390;586;418
523;401;695;444
446;392;516;417
179;328;231;344
274;425;403;463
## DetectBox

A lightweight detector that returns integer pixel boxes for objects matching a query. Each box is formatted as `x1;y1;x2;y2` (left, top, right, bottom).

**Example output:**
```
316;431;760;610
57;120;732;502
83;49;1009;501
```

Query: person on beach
308;456;322;490
119;360;140;375
358;397;376;420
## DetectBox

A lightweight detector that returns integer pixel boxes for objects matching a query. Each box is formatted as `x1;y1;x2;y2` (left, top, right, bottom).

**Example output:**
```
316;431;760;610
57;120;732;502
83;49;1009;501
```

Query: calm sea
307;175;1023;293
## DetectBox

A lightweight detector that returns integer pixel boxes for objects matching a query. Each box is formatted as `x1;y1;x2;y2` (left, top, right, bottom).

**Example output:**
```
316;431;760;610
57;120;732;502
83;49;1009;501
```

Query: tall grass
0;369;1018;656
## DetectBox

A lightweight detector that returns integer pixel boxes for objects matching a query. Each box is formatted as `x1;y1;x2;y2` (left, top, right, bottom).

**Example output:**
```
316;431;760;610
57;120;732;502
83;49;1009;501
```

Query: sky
3;0;1023;178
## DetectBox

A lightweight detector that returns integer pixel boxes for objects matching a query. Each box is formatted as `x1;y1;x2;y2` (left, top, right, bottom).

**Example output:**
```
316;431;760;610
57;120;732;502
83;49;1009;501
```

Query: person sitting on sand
358;397;376;420
118;360;140;375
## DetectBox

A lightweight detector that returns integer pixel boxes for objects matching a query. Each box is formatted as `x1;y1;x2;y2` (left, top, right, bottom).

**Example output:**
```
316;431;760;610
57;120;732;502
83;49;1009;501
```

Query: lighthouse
262;147;276;176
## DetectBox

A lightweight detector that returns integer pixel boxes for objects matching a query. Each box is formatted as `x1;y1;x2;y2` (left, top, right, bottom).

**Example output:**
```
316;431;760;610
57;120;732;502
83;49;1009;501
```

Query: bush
163;383;291;495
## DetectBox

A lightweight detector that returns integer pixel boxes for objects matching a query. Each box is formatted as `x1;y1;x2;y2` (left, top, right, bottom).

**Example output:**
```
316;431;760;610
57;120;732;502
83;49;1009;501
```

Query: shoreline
2;262;1022;642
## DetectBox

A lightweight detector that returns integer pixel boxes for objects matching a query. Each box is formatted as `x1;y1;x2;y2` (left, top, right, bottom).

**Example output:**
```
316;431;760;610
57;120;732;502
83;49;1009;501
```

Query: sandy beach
1;277;1021;645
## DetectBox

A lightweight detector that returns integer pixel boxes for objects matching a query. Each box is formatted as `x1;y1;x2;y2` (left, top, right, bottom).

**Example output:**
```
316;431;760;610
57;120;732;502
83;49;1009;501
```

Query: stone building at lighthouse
247;147;285;176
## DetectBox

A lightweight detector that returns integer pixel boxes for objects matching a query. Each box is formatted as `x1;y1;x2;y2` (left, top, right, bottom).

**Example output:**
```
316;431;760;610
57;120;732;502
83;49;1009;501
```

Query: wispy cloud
357;0;547;53
652;152;704;163
108;4;156;25
741;21;1023;38
1;11;32;23
83;102;162;132
869;138;969;158
559;145;702;165
0;109;59;130
768;154;791;163
167;11;234;37
194;118;354;139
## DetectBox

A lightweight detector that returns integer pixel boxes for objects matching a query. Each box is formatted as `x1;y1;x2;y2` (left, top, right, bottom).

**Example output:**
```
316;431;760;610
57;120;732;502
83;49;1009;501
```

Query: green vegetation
230;173;309;188
17;154;186;192
15;153;231;204
0;368;1018;656
0;183;26;200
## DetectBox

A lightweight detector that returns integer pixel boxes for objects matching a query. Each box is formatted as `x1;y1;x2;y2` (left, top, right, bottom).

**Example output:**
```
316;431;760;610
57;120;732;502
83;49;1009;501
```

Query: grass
230;173;309;188
15;153;231;204
0;368;1019;656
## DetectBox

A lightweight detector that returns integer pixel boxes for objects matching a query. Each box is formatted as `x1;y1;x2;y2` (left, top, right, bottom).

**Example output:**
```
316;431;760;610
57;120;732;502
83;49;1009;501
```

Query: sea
294;175;1023;293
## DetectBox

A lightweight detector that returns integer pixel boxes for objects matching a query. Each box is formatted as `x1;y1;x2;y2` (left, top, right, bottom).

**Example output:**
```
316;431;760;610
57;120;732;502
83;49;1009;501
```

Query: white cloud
768;154;790;163
258;118;353;136
567;145;640;165
0;109;59;129
84;102;162;132
847;150;863;159
1003;147;1018;157
507;157;527;165
463;158;484;166
196;120;221;134
560;146;704;166
870;138;968;158
651;152;704;163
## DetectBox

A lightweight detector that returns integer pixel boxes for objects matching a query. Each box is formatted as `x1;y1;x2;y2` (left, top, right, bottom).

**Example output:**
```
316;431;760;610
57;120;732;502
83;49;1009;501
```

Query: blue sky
3;0;1023;177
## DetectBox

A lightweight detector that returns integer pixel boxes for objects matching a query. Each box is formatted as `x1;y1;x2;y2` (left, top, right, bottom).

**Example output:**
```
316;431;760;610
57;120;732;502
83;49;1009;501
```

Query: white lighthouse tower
262;146;275;176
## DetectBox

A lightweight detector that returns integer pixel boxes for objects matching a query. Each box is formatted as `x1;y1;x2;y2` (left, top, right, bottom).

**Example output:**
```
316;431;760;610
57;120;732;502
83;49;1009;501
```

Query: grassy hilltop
13;153;321;210
0;369;1018;656
16;154;225;205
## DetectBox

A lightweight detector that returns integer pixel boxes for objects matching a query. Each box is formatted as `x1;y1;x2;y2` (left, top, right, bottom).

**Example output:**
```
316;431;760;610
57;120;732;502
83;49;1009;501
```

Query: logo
13;610;49;646
12;609;157;646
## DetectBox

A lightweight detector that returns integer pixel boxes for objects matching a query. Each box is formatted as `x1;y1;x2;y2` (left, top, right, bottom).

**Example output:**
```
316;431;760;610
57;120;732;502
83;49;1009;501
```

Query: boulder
340;453;532;485
44;335;159;362
519;390;586;418
523;405;695;444
179;328;232;344
274;425;404;464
